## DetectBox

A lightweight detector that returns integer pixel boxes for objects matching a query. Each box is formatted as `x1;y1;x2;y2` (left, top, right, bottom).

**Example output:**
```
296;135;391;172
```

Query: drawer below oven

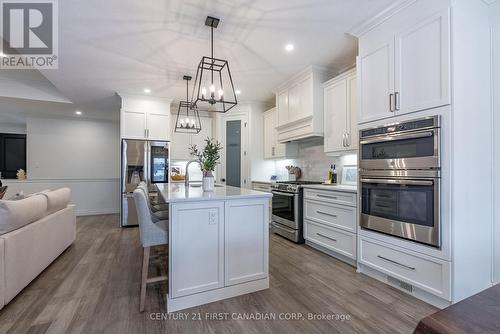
359;237;450;299
304;220;356;260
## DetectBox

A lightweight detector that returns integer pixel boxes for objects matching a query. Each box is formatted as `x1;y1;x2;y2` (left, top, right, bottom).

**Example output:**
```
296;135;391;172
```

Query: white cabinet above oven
356;6;451;124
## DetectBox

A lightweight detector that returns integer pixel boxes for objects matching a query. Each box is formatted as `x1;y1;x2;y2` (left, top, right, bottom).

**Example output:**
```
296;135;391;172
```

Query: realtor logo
1;0;58;69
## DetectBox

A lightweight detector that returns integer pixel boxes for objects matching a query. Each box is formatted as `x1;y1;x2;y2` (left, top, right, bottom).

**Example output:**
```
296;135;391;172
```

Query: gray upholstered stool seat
133;188;168;312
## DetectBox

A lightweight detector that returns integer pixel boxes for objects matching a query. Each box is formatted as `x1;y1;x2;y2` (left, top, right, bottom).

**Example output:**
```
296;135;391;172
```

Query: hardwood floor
0;215;437;334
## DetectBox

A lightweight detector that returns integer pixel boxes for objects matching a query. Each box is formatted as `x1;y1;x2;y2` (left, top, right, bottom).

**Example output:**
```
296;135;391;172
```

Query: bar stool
133;189;168;312
138;183;169;221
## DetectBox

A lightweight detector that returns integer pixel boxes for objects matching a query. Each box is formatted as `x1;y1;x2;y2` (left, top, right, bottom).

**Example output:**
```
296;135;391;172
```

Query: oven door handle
359;130;434;145
271;190;296;197
360;178;434;186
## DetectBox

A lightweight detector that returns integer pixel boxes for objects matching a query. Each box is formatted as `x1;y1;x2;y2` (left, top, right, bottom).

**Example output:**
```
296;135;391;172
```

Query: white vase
202;171;215;192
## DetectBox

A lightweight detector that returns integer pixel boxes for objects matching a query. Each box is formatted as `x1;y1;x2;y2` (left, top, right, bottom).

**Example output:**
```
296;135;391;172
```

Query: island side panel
224;198;270;286
168;201;225;298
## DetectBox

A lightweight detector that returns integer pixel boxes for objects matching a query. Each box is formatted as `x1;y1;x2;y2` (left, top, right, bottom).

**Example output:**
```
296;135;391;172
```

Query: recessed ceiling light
75;110;82;115
235;90;241;95
285;43;295;52
0;52;6;58
144;88;151;94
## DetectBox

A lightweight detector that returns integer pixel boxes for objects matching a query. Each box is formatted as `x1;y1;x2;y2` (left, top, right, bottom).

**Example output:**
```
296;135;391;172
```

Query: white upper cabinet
358;40;395;123
357;7;450;124
324;79;348;153
395;10;450;115
277;90;289;127
348;75;358;148
263;110;275;159
263;108;298;159
122;110;147;140
274;66;333;142
120;95;171;140
147;112;170;141
170;115;212;161
323;69;358;154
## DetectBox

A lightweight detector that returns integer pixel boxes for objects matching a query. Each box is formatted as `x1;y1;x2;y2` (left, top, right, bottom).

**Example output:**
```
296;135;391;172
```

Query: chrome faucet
185;160;198;186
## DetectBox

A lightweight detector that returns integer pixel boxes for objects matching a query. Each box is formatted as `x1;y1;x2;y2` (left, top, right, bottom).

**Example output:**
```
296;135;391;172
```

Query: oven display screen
362;136;434;160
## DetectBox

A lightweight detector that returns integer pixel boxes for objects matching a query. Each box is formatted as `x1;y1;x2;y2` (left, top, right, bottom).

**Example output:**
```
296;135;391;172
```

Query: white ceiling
13;0;396;119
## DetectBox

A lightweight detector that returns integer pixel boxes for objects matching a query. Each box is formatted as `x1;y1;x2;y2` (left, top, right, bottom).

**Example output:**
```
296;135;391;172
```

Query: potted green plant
189;138;223;192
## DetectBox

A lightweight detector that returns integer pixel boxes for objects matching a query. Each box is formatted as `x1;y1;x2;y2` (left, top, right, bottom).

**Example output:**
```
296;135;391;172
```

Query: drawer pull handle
377;255;416;271
317;233;337;242
317;194;338;200
317;210;337;218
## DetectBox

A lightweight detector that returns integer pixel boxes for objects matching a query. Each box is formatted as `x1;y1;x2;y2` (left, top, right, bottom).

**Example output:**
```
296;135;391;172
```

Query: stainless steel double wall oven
359;116;441;247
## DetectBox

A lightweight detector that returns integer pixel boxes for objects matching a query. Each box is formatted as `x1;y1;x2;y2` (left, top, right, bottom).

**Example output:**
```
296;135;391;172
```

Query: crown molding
347;0;418;37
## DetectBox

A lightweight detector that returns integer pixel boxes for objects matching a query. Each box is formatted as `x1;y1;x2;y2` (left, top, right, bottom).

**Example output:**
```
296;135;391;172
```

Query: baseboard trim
77;208;119;216
357;263;451;309
167;278;269;313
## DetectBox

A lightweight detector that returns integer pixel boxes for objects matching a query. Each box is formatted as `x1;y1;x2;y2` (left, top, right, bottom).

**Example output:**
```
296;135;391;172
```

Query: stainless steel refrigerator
121;139;169;227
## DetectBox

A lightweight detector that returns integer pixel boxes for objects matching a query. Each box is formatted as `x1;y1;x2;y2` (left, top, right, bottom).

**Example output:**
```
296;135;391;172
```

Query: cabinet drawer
304;200;356;232
304;189;356;207
304;221;356;259
359;238;450;298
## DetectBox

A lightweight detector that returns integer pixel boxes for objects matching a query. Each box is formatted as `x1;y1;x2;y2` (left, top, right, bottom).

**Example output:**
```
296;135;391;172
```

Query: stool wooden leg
140;246;150;312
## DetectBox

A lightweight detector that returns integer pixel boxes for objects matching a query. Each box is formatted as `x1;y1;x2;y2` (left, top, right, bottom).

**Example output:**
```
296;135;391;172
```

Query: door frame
217;112;249;188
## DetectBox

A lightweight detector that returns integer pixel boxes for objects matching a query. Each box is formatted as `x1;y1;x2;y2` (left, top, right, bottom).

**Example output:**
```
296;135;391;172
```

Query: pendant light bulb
201;87;207;99
210;85;215;93
218;88;223;100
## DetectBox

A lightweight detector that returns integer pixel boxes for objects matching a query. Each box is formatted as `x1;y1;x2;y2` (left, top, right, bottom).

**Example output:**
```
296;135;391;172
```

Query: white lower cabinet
170;199;269;300
303;188;357;264
358;237;450;300
304;200;356;233
304;220;356;259
225;199;269;286
170;201;225;298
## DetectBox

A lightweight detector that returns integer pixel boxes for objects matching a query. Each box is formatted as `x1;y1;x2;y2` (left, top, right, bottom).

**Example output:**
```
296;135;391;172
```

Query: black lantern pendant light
191;16;238;113
175;75;202;133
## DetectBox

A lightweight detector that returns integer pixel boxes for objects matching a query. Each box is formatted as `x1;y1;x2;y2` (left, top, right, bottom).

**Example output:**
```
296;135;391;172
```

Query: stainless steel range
271;181;322;243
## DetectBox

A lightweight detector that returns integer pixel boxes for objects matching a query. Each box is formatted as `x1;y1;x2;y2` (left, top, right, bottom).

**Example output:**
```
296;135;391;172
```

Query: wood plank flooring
0;215;437;334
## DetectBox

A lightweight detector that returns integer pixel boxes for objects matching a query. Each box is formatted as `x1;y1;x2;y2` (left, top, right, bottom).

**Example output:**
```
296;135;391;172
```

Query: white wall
2;116;121;216
0;122;26;134
490;0;500;284
27;117;119;179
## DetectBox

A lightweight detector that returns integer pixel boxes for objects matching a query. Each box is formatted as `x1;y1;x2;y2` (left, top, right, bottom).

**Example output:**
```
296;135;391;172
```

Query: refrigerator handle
145;141;151;186
121;140;127;193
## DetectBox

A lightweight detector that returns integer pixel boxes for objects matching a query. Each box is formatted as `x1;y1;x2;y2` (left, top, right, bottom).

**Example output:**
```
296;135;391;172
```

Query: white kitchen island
155;183;272;312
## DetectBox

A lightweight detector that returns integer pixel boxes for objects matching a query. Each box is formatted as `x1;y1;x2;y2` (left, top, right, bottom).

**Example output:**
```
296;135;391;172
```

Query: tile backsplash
273;138;357;182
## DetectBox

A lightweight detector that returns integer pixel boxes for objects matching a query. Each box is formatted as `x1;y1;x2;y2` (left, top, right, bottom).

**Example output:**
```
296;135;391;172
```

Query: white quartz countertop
156;183;272;203
301;184;358;193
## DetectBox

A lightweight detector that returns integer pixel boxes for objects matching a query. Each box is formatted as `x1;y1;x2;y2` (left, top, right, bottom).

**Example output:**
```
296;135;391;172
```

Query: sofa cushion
43;188;71;215
0;195;48;235
7;191;25;201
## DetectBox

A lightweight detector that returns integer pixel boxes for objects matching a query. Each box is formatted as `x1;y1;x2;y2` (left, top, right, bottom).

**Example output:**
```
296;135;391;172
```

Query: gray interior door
226;120;241;187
